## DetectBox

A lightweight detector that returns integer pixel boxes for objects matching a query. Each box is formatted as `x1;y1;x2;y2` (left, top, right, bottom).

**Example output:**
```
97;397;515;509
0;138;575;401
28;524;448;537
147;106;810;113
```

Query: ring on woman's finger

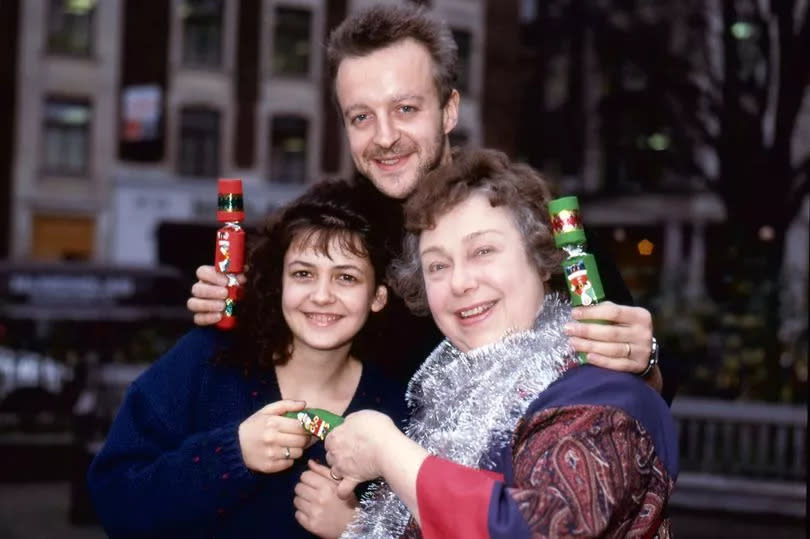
283;446;291;459
624;342;632;358
329;468;342;481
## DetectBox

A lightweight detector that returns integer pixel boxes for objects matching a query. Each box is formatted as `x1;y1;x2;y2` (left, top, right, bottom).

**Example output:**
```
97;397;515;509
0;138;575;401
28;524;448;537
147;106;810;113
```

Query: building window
178;108;220;177
182;0;223;68
269;115;308;184
452;29;472;94
43;99;91;176
32;214;94;261
46;0;96;56
272;7;312;77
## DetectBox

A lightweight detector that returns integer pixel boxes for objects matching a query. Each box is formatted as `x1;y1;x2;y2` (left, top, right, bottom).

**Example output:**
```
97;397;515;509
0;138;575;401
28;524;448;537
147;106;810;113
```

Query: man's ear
442;89;460;135
370;285;388;312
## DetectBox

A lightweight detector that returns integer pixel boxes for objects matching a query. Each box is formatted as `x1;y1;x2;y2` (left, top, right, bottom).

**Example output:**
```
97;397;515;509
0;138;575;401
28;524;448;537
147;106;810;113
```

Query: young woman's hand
186;265;248;326
293;459;357;538
238;400;311;474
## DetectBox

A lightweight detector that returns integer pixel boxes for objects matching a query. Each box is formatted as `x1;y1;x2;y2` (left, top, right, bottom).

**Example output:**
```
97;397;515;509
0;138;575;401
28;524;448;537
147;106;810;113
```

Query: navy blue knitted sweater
87;328;407;538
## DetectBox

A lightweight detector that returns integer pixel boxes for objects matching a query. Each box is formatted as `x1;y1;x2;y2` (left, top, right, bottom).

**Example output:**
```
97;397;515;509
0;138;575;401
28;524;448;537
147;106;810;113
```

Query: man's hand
186;265;247;326
564;301;662;392
238;400;312;474
294;459;358;538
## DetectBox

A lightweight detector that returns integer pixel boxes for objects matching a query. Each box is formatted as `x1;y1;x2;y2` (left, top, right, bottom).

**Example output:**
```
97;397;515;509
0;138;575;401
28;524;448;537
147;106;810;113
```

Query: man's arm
186;265;246;326
574;228;677;403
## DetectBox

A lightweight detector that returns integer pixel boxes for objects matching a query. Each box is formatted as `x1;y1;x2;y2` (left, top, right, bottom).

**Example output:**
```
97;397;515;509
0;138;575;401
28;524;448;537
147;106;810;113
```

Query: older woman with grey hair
325;148;678;539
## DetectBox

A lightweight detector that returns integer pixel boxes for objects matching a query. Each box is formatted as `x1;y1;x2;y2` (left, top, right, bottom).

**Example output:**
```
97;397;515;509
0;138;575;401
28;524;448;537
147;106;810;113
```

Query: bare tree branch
772;0;810;148
665;93;717;147
792;152;810;184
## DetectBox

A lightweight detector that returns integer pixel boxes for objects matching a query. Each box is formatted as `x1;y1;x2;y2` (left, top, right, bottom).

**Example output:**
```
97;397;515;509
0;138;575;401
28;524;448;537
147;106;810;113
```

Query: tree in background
610;0;807;401
519;0;809;400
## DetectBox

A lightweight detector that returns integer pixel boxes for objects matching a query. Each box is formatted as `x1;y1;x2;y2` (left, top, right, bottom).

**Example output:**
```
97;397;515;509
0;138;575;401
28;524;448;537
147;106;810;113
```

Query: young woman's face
282;233;387;356
419;194;547;352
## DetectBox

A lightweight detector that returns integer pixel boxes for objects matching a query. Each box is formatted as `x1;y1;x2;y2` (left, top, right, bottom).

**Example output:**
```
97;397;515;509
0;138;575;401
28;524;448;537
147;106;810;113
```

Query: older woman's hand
564;302;661;389
324;410;399;499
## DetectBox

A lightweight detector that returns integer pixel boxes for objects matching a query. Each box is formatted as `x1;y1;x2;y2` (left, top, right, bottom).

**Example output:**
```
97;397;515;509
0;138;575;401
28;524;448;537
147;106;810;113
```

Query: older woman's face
419;193;547;352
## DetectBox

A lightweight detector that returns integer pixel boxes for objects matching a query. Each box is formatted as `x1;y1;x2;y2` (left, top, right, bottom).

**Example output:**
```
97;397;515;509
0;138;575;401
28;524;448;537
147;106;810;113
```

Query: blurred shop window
451;28;472;94
182;0;223;68
43;99;91;176
32;214;94;261
178;107;220;177
272;7;312;77
269;115;308;184
46;0;96;56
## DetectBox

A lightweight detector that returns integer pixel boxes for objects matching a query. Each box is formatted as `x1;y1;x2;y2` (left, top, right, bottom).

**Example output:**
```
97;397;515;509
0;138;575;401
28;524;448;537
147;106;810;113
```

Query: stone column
661;220;683;294
685;223;707;302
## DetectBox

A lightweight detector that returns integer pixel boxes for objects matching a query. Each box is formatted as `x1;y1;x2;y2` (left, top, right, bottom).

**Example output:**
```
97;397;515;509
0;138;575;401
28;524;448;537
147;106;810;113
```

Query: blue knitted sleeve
87;330;259;537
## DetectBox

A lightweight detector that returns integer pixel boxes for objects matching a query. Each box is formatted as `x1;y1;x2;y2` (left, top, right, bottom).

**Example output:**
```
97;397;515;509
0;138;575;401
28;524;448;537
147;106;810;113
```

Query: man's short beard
414;124;448;191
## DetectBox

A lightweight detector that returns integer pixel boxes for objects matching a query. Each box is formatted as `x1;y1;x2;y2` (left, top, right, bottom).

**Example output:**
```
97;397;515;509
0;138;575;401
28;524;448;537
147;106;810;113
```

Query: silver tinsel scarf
341;294;575;538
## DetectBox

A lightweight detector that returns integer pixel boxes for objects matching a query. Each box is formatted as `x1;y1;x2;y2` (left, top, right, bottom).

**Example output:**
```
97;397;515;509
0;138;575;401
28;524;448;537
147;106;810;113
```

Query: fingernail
564;323;575;334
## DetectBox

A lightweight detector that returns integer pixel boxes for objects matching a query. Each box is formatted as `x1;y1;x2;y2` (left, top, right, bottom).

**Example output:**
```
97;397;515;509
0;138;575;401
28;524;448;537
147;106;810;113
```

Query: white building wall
111;170;304;266
11;0;486;267
12;0;122;261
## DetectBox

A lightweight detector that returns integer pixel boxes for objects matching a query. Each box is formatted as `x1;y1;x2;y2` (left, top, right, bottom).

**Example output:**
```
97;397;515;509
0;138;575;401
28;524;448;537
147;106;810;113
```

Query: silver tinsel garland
341;294;575;538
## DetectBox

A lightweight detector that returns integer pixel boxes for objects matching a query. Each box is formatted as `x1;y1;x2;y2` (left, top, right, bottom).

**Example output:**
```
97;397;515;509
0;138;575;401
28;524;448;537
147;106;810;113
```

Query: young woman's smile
282;234;387;354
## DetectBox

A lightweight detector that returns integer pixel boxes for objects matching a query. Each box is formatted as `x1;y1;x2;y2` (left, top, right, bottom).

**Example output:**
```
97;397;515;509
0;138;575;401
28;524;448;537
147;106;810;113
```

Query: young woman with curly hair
87;179;407;538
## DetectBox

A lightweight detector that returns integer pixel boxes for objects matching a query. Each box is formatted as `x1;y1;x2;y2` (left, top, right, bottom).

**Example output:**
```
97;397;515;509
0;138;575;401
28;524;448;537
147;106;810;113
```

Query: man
188;5;669;397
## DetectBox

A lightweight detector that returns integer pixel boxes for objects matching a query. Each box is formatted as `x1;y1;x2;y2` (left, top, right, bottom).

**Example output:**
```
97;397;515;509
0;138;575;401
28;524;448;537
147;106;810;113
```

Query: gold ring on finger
625;342;632;358
283;446;291;459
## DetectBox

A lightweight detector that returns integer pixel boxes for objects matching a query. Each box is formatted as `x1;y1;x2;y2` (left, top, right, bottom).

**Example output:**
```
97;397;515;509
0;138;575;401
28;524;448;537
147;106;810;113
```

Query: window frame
268;114;309;184
45;0;97;57
41;97;93;178
270;6;314;78
177;106;222;178
181;0;225;69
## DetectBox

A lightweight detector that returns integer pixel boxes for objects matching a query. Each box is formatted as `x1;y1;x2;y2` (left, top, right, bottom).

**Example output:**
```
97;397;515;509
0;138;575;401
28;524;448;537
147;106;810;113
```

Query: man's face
335;38;459;199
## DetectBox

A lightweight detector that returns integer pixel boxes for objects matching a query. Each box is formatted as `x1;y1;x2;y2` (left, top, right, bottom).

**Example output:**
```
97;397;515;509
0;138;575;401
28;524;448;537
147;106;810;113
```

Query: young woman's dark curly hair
218;178;400;374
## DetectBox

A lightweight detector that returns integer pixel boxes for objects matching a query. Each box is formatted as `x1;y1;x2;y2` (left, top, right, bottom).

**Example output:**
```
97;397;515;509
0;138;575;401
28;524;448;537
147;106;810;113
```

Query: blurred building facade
2;0;487;266
2;0;807;338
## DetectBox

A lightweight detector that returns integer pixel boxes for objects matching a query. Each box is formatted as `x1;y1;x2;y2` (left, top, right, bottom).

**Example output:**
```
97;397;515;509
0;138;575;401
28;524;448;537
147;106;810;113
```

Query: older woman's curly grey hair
389;148;564;316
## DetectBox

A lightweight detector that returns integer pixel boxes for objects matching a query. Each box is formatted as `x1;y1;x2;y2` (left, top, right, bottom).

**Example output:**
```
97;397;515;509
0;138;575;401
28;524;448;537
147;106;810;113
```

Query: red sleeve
416;456;504;539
